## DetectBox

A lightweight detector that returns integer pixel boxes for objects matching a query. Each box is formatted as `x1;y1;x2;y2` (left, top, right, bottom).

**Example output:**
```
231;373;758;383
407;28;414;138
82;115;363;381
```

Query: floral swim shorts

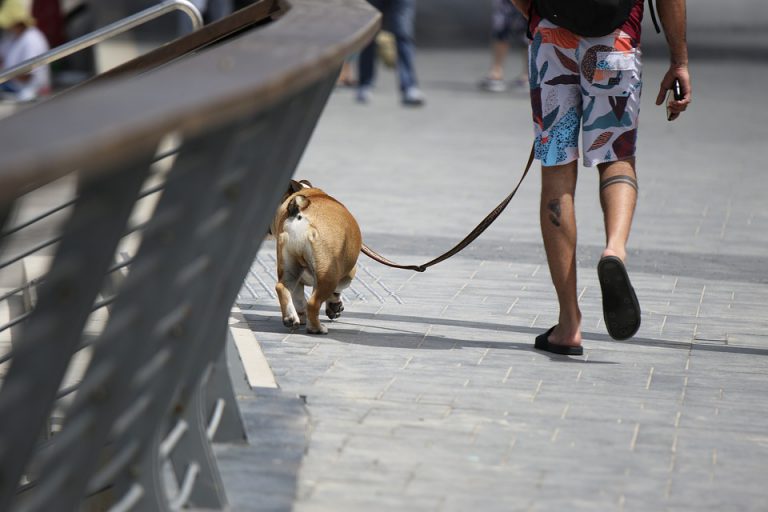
528;19;643;167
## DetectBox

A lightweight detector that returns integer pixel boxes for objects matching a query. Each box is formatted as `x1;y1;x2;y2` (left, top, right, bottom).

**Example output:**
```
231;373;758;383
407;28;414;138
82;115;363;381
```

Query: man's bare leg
540;161;582;347
488;40;510;80
598;158;638;262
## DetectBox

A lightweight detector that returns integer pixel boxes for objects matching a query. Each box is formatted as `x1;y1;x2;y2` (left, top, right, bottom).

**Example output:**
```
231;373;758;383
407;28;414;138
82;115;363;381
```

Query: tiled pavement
231;51;768;511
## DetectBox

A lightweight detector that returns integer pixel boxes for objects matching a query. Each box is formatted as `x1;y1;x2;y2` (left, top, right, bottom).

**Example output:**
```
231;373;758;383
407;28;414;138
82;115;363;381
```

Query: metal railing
0;0;380;510
0;0;203;85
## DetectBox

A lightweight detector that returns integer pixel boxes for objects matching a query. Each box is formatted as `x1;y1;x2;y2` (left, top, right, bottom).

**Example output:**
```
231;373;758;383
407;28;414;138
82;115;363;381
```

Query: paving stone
235;52;768;511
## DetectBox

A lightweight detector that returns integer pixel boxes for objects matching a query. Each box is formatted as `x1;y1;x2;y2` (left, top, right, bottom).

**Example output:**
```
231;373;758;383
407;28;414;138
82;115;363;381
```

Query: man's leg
540;161;582;347
389;0;424;104
489;40;510;81
357;40;377;88
487;0;511;82
356;0;385;102
596;157;641;340
597;158;638;262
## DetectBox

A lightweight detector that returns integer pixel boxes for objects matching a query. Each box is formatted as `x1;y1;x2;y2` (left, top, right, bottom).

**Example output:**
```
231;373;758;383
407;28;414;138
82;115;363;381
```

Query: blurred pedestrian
337;56;357;87
509;0;691;354
0;0;50;102
182;0;233;32
356;0;425;107
204;0;233;23
478;0;528;92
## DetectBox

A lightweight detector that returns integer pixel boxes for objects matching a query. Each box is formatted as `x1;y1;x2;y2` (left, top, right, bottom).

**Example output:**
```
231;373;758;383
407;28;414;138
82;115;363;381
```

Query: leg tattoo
547;198;562;227
600;175;638;193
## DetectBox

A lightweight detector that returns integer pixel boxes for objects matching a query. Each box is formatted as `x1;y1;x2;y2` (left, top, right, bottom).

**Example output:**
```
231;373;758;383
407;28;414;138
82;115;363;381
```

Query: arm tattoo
547;198;561;227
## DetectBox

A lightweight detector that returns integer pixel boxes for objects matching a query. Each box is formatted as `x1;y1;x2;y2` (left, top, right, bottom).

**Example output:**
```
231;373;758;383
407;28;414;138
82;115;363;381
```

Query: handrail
0;0;380;204
0;0;203;85
0;1;381;508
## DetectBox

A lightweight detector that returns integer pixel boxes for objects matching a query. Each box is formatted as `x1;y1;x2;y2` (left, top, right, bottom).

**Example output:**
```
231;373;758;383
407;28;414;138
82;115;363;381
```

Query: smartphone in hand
667;79;683;121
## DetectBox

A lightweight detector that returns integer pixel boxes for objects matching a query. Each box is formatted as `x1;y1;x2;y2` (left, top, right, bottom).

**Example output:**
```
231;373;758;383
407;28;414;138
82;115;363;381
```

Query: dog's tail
287;195;310;218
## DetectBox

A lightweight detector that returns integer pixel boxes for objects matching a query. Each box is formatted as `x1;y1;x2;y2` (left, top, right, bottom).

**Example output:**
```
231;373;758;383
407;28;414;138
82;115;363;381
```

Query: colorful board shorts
528;19;643;167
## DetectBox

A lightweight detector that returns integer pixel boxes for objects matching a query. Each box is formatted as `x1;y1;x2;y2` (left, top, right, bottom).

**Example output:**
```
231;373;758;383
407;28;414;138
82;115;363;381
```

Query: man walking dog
509;0;691;354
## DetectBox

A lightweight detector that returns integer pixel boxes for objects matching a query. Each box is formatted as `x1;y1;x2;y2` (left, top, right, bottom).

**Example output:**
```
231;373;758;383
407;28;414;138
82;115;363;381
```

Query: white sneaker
478;76;507;93
402;86;425;106
356;87;372;104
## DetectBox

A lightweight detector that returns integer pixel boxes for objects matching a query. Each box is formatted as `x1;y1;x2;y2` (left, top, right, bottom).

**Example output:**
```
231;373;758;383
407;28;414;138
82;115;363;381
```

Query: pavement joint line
630;423;640;451
645;367;654;389
531;380;543;402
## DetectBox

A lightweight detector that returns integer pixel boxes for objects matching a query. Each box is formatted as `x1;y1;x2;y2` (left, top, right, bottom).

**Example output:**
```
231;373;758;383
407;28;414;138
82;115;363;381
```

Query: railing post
205;332;248;444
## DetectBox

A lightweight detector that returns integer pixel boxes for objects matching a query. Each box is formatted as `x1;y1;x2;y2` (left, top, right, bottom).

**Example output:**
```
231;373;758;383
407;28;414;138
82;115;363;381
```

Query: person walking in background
508;0;691;354
0;0;50;102
478;0;528;93
356;0;425;107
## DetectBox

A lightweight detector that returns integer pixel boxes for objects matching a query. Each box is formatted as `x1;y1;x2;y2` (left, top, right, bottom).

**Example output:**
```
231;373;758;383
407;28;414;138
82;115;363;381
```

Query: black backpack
533;0;660;37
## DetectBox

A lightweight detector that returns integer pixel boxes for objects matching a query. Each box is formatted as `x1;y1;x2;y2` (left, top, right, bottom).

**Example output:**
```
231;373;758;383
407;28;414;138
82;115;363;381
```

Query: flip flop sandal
598;256;641;340
534;326;584;356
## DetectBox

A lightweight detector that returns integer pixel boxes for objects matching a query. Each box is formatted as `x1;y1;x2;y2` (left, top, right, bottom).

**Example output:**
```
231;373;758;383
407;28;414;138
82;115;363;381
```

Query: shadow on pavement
244;305;768;358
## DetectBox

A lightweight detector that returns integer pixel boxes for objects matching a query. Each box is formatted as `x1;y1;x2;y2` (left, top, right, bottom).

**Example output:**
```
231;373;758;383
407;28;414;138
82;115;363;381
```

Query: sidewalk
233;49;768;511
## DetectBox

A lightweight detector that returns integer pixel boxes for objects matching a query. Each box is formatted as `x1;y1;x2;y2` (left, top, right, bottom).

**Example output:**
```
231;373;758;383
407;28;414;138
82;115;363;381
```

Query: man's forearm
510;0;531;17
656;0;688;66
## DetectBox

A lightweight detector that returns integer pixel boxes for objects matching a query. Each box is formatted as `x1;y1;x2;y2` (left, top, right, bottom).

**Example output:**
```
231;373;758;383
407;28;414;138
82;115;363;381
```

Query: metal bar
205;399;225;441
55;383;79;400
0;277;40;303
0;179;161;243
160;419;189;459
1;199;74;238
0;236;61;272
92;295;116;312
0;0;203;85
0;309;32;333
108;483;144;512
168;463;200;511
152;146;182;164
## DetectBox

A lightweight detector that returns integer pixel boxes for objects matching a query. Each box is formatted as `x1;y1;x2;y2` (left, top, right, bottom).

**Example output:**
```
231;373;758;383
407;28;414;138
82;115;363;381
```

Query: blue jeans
358;0;419;92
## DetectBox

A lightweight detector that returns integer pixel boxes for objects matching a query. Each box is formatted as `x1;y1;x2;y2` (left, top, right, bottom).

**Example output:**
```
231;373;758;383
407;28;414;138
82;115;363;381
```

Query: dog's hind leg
326;292;344;319
292;273;309;325
276;271;303;329
325;272;353;320
306;278;338;335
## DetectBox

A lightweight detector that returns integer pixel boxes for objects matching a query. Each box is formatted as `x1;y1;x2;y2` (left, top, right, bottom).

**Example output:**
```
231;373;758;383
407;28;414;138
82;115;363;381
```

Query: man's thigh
382;0;414;37
579;38;642;167
529;20;643;168
529;21;583;167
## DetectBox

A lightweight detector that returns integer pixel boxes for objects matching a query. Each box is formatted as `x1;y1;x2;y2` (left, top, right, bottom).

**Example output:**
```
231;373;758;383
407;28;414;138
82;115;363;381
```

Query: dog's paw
326;301;344;320
282;315;301;329
306;323;329;335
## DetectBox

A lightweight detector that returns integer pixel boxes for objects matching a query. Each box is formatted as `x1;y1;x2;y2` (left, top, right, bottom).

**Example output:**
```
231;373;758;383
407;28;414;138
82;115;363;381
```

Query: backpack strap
648;0;661;33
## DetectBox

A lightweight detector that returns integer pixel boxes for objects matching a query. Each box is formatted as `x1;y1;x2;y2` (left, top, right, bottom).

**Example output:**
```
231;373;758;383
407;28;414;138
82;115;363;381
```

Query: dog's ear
287;195;310;217
289;179;304;193
298;179;313;189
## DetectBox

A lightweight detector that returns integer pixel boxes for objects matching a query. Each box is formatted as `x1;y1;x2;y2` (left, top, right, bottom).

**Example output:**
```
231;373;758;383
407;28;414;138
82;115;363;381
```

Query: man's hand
655;0;690;121
656;65;691;121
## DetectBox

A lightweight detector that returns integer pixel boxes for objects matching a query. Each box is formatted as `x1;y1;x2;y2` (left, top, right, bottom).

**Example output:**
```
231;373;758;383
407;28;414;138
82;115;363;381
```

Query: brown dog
271;180;362;334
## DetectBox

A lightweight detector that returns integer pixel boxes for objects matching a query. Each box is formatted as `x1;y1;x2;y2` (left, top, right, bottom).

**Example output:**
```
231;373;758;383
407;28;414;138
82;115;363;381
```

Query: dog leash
361;143;536;272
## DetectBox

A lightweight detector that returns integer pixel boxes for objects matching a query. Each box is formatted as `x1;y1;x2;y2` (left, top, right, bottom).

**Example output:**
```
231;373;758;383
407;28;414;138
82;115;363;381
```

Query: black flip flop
535;326;584;356
597;256;641;340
